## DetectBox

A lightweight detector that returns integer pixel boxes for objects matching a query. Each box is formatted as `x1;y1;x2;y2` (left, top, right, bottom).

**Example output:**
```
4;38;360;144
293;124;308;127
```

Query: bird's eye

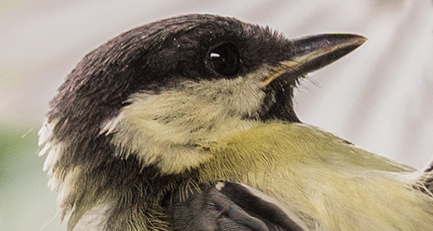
208;43;240;76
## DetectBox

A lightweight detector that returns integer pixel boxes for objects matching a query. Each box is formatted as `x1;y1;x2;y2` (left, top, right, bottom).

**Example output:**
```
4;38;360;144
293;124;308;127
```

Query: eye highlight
207;43;241;76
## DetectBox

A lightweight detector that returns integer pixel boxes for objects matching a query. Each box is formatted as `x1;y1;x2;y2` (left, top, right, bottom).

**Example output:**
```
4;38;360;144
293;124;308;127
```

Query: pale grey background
1;0;432;230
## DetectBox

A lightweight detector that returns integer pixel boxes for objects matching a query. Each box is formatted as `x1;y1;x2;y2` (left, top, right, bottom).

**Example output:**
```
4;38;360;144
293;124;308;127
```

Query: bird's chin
258;89;300;122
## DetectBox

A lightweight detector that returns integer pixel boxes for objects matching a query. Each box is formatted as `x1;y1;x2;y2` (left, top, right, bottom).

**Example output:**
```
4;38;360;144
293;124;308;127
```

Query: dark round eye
208;43;240;76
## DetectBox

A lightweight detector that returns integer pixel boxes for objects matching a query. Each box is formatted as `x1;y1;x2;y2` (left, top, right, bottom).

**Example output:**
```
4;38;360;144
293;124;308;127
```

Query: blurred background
1;0;432;230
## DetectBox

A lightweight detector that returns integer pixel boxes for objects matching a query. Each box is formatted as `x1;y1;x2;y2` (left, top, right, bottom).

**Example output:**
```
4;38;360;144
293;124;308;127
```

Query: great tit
39;14;433;231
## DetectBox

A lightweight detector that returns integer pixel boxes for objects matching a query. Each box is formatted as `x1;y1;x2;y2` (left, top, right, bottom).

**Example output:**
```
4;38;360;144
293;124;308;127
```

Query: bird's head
39;13;364;200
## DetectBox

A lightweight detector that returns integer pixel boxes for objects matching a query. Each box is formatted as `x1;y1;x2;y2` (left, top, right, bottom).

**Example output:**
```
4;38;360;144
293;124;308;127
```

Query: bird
38;14;433;231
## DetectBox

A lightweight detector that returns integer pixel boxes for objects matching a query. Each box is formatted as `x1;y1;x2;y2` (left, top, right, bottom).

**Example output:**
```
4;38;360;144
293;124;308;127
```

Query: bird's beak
261;34;366;88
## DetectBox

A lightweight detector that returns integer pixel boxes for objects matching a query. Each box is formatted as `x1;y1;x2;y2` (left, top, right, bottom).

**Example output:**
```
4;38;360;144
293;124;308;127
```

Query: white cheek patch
105;110;215;174
101;96;227;175
101;77;265;174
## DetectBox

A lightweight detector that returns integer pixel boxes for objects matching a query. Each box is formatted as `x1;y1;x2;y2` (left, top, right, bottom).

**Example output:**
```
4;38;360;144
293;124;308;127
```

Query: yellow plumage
199;122;433;230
